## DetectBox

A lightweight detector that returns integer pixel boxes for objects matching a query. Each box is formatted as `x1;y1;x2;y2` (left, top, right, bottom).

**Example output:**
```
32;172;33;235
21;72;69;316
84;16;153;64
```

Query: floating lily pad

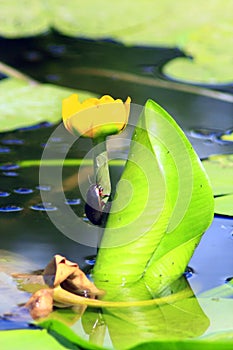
214;194;233;216
0;78;96;132
202;155;233;216
220;131;233;142
202;155;233;196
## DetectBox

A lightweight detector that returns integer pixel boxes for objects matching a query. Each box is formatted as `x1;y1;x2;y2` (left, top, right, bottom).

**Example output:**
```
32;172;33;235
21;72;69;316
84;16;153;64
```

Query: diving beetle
85;184;110;225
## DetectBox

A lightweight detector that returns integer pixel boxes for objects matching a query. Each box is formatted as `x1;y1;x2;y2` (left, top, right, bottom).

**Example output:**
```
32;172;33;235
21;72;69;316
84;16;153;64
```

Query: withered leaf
43;255;78;287
43;255;103;298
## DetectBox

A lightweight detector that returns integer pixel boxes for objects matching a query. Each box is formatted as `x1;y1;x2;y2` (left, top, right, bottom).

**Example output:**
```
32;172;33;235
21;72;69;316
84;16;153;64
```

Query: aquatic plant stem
0;61;38;85
92;136;111;200
92;136;111;246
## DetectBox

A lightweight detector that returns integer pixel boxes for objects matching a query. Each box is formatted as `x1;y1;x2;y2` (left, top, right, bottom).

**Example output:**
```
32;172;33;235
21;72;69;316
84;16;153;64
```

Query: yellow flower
62;94;131;138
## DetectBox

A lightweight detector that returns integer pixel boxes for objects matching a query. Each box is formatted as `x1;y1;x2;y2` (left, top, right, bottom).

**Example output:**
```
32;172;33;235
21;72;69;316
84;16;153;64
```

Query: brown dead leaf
43;255;103;298
23;255;104;319
25;288;53;319
43;255;78;286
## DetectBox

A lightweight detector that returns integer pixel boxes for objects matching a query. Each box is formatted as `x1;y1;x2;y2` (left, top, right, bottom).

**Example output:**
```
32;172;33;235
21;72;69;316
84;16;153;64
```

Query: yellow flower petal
62;94;131;139
62;94;81;121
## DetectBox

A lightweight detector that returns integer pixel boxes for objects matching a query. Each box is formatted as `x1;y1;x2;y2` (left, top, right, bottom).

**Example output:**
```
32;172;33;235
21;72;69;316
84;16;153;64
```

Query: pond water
0;33;233;347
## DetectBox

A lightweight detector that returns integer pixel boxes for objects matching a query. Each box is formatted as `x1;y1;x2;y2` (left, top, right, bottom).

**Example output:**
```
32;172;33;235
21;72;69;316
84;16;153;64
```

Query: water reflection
0;205;23;212
30;203;58;211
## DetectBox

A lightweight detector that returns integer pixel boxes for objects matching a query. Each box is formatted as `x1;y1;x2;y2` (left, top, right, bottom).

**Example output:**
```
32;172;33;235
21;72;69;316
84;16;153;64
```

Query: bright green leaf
0;78;96;132
131;339;233;350
202;155;233;216
93;99;214;294
214;194;233;216
38;319;104;349
0;329;68;350
202;155;233;196
220;132;233;142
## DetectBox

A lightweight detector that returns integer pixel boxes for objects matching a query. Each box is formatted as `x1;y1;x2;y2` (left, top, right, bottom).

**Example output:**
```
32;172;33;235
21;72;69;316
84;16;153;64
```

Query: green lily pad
0;328;76;350
214;194;233;216
202;155;233;196
220;132;233;142
202;155;233;216
0;78;96;132
0;0;232;83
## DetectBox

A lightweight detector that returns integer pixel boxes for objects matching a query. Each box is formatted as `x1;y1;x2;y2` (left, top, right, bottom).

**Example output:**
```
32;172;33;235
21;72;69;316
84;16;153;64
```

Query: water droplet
1;139;24;145
18;122;52;131
219;128;233;142
86;273;93;281
0;164;19;171
23;50;43;62
2;171;18;177
0;147;10;153
47;44;66;56
0;191;10;197
141;66;155;74
30;203;57;211
184;266;194;279
84;256;96;266
82;217;89;222
225;277;233;283
14;188;34;194
46;74;61;82
188;128;221;141
36;185;51;191
65;198;81;205
0;205;23;212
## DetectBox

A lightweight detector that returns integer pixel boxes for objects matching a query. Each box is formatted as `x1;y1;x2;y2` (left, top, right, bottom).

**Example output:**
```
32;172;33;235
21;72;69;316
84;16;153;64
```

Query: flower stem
93;137;111;203
0;61;38;85
92;137;111;246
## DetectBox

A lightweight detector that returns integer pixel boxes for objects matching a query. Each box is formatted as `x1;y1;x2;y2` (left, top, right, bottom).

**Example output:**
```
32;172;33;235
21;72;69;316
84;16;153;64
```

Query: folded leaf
94;99;214;294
